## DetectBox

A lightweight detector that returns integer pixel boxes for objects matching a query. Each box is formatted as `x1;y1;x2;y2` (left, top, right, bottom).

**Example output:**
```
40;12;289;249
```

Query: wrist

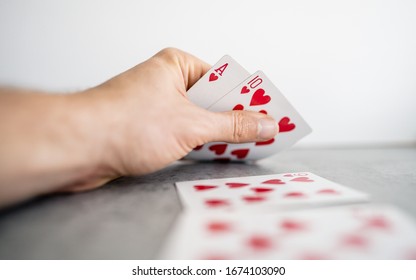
61;88;120;191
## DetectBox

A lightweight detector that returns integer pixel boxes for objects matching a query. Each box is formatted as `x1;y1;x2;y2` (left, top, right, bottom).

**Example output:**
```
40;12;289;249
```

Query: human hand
64;48;278;191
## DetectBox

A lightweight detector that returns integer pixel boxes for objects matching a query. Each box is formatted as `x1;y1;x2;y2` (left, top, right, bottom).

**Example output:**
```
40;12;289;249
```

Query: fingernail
258;118;278;139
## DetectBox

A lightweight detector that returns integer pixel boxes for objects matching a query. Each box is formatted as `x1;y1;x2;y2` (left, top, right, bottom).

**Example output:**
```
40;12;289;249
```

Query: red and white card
187;71;312;161
175;172;369;212
187;55;249;109
160;204;416;259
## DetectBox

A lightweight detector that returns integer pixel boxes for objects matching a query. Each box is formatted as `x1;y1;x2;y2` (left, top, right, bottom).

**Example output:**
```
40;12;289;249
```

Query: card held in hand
186;55;249;109
187;71;312;161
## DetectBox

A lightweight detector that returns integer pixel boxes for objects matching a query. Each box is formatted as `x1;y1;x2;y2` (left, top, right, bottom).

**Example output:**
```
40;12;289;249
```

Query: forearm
0;88;114;207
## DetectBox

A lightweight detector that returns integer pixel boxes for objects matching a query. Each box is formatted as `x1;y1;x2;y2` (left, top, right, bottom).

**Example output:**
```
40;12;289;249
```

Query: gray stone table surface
0;148;415;259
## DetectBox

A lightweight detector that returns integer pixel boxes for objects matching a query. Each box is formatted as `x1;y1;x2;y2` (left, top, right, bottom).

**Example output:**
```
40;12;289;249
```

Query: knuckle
157;47;182;60
231;111;248;142
153;48;186;70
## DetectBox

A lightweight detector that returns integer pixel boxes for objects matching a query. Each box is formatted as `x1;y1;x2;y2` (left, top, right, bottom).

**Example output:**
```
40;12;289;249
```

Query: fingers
153;48;211;90
179;50;211;90
202;110;279;143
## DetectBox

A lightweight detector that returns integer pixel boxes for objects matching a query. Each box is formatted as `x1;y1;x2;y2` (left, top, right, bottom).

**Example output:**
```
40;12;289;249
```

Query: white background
0;0;415;147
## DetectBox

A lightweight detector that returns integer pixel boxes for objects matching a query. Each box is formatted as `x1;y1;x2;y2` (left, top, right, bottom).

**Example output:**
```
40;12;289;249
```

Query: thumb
204;110;279;143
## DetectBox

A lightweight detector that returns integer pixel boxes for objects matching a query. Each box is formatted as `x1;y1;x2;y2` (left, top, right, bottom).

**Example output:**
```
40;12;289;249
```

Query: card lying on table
175;172;369;212
185;55;311;161
160;204;416;259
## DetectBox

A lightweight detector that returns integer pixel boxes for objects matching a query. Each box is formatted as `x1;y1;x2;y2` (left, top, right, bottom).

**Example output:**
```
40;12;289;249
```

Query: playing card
160;204;416;259
187;55;249;109
175;172;369;212
186;71;312;161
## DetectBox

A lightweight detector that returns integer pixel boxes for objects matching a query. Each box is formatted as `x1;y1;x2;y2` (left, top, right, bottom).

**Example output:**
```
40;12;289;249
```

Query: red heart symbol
232;104;244;110
241;86;250;94
342;234;368;248
278;117;296;132
205;199;229;207
226;182;249;188
194;185;217;191
202;254;230;260
209;73;218;82
317;189;339;195
283;174;294;177
207;221;232;233
262;179;285;184
284;192;306;198
299;253;330;260
209;144;227;155
250;88;271;106
193;145;203;151
242;195;266;203
364;216;391;230
255;138;275;146
247;235;273;251
290;177;313;182
259;110;268;114
251;187;274;193
280;220;306;231
230;149;249;159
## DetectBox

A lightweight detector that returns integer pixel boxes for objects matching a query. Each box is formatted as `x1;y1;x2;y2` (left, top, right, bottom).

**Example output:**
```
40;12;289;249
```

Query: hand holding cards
158;53;416;260
186;55;312;161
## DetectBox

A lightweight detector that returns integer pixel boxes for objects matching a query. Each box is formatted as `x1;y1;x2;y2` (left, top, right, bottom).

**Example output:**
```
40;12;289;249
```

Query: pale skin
0;48;278;208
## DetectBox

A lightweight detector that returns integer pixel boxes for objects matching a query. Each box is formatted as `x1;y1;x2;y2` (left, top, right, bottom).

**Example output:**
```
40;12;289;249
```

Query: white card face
186;71;312;161
160;204;416;259
175;172;369;212
186;55;249;109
